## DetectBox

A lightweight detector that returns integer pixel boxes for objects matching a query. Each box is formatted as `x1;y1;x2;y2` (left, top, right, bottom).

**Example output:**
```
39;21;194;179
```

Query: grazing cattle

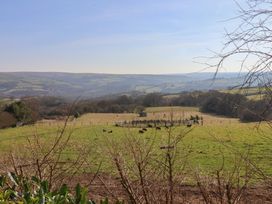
103;129;107;132
147;124;153;128
108;130;113;133
156;127;161;130
139;130;144;134
142;128;147;131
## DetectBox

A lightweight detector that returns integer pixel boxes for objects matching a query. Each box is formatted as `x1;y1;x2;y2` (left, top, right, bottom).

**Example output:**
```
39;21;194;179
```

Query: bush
238;99;272;122
0;173;124;204
0;112;17;128
200;92;247;118
4;101;34;124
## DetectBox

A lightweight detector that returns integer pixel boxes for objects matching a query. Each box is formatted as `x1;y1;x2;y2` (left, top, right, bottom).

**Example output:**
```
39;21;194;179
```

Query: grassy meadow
221;87;267;100
0;106;271;179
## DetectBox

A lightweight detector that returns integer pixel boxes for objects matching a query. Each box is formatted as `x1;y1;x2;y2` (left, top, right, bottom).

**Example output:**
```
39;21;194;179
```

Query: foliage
0;173;124;204
4;101;35;124
200;92;247;118
142;93;163;107
200;91;272;122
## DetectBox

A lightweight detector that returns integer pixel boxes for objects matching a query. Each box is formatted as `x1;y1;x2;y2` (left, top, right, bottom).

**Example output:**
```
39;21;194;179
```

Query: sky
0;0;240;74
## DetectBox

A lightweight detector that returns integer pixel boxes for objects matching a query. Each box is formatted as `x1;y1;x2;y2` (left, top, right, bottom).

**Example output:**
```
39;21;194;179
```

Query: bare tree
199;1;272;194
207;0;272;90
207;0;272;131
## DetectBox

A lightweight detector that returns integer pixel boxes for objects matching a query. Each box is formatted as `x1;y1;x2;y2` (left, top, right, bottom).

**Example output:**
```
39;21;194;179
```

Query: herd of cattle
99;116;203;134
101;116;203;134
115;116;203;128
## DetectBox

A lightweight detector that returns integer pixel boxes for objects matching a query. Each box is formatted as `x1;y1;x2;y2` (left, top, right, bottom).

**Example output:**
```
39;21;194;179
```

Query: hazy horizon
0;70;244;75
0;1;241;74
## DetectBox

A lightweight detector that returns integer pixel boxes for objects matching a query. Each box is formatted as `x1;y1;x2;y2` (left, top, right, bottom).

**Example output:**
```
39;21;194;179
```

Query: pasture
0;106;271;179
221;87;266;100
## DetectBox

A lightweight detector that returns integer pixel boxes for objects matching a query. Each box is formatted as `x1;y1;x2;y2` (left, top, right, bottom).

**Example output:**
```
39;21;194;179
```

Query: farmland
0;72;244;98
1;106;271;179
221;87;267;100
2;0;272;201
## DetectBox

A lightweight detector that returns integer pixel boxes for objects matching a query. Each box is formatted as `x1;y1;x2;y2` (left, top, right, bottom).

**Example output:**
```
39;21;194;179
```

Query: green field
222;87;267;100
0;106;271;179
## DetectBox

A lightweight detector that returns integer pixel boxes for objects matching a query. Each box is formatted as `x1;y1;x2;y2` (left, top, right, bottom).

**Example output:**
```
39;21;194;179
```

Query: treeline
199;92;272;122
171;91;272;122
72;91;272;122
1;91;271;128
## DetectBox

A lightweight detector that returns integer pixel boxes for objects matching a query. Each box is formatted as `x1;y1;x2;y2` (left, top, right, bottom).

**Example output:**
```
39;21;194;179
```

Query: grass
0;99;13;107
0;106;271;178
145;106;199;113
221;87;267;100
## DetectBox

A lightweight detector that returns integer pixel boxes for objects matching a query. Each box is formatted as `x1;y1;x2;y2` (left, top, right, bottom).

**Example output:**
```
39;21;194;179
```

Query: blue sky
0;0;240;74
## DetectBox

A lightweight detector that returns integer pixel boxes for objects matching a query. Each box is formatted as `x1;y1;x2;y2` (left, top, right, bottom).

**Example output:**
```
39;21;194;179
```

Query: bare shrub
2;105;93;190
194;149;255;204
0;112;17;128
104;114;192;203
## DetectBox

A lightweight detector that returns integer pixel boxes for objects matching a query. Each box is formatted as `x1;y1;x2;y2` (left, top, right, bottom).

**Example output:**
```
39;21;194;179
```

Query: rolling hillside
0;72;245;98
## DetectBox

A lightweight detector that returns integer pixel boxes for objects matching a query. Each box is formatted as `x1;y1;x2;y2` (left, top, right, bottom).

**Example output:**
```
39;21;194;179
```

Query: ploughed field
0;106;271;179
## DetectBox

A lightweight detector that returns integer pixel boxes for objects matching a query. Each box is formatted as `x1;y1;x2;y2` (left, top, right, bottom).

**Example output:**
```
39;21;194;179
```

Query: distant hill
0;72;245;98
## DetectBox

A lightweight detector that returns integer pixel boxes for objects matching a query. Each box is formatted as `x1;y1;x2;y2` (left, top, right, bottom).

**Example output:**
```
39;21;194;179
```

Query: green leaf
100;198;109;204
59;184;68;197
0;176;6;187
31;176;40;184
75;184;81;203
41;181;49;194
38;187;45;204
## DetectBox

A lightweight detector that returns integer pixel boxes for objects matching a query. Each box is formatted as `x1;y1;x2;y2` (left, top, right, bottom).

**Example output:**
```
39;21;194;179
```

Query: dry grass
145;106;239;125
36;106;239;127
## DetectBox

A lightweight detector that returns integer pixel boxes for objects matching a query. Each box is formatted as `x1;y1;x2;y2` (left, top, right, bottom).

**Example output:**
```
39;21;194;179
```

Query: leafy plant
0;173;124;204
